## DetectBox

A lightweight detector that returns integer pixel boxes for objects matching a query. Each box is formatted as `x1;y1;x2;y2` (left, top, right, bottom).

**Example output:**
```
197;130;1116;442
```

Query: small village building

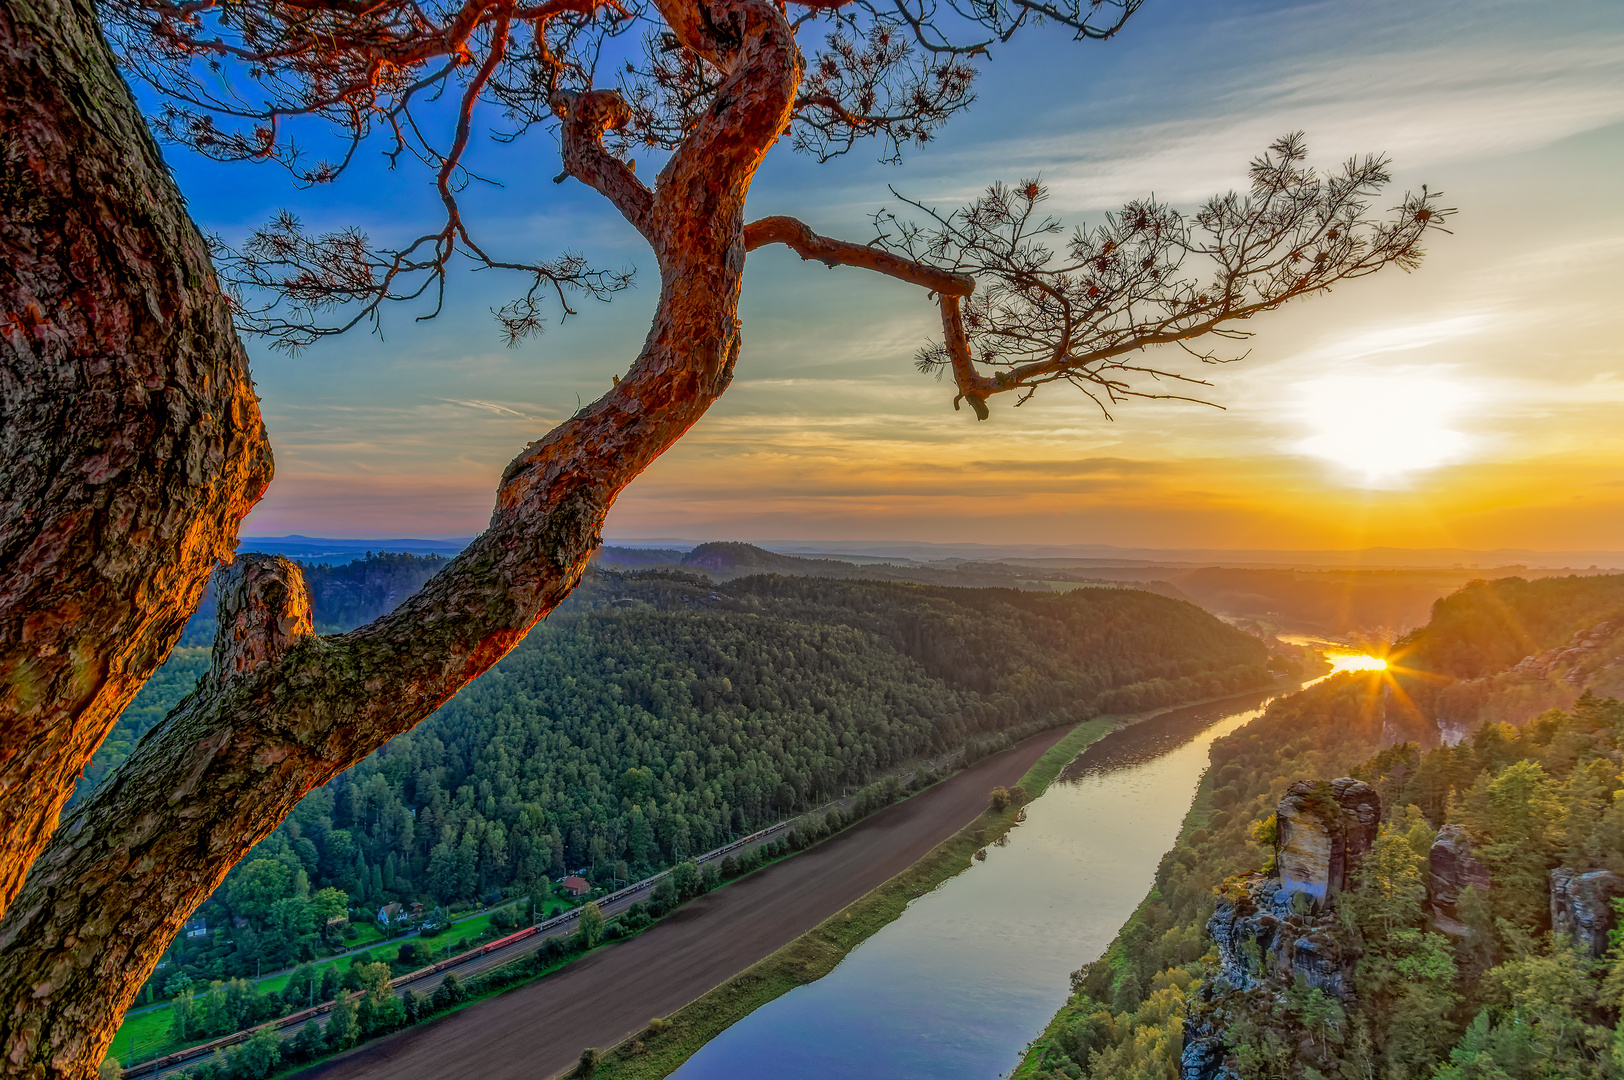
560;875;591;897
183;917;207;939
378;902;402;924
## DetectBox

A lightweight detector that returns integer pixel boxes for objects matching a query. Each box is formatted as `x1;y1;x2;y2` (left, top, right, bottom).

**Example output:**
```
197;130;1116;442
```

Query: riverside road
290;726;1070;1080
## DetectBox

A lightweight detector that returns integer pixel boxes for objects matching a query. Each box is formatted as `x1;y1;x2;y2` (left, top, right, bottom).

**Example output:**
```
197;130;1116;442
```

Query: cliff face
1426;824;1491;937
1183;778;1379;1080
1550;868;1624;956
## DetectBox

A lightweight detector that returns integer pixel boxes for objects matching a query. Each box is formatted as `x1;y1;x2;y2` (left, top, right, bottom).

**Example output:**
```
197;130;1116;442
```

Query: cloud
442;398;549;421
916;29;1624;212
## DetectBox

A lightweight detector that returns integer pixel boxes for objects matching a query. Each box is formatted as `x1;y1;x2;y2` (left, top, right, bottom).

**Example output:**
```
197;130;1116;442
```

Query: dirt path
293;725;1072;1080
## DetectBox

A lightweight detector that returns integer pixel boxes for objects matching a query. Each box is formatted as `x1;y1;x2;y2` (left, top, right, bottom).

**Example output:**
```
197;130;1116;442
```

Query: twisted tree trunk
0;0;799;1072
0;0;272;918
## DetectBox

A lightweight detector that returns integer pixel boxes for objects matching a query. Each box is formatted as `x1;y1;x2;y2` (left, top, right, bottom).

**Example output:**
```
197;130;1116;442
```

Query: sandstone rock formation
1185;779;1379;1080
1550;868;1624;956
1276;777;1381;908
1427;824;1492;937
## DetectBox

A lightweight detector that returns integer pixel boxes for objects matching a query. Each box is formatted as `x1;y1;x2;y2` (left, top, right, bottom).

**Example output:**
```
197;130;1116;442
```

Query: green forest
105;555;1271;1005
1016;572;1624;1080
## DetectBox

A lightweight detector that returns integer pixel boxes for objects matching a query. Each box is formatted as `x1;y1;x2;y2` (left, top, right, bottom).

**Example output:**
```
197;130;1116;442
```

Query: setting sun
1295;370;1477;488
1326;651;1389;673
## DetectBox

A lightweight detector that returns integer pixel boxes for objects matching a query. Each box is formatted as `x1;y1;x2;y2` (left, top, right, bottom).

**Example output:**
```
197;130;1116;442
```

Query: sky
164;0;1624;551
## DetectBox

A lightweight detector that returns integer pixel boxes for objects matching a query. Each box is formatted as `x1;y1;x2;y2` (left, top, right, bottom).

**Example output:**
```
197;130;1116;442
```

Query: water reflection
671;687;1302;1080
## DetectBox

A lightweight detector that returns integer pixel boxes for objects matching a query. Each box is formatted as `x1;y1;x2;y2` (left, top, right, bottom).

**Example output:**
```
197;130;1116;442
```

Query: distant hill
599;544;1614;640
653;538;1624;569
595;541;1194;602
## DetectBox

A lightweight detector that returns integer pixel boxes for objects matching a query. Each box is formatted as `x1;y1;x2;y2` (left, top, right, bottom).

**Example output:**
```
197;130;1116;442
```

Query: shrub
576;1048;602;1076
393;942;420;970
573;903;605;951
289;1019;325;1061
429;972;465;1011
324;998;356;1050
672;860;702;900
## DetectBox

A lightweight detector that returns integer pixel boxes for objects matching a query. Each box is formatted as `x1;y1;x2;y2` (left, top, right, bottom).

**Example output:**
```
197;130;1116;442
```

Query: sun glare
1294;371;1476;487
1326;651;1388;673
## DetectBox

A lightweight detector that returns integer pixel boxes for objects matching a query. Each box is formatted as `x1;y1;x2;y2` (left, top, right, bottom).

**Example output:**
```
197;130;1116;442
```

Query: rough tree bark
0;0;272;918
0;0;797;1071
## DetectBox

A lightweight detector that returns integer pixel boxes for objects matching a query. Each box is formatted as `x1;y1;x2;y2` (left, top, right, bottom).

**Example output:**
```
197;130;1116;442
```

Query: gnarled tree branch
744;214;972;294
552;89;655;239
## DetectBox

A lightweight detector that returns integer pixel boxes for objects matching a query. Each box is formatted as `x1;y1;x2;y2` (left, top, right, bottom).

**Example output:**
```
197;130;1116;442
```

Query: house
378;902;402;924
560;875;591;897
183;917;207;939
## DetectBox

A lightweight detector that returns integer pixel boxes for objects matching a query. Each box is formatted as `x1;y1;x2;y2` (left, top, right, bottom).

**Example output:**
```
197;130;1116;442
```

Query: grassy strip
1018;716;1115;798
586;716;1118;1080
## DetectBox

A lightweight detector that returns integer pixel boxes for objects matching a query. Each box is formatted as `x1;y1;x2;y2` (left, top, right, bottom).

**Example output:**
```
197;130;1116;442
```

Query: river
668;686;1301;1080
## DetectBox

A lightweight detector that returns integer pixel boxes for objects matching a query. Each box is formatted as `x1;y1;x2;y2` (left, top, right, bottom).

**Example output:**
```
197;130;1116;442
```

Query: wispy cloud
902;32;1624;212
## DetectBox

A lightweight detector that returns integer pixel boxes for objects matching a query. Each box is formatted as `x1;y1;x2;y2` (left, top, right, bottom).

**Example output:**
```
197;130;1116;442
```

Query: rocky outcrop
1183;779;1377;1080
1509;621;1620;684
1180;1023;1242;1080
1207;874;1358;1000
1276;778;1381;908
1427;825;1492;937
1550;868;1624;956
1186;879;1356;1080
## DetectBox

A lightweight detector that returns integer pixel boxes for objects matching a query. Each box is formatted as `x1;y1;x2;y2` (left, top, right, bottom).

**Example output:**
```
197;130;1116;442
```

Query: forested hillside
1389;574;1624;739
1038;564;1612;641
174;551;450;644
1398;573;1624;680
119;562;1270;993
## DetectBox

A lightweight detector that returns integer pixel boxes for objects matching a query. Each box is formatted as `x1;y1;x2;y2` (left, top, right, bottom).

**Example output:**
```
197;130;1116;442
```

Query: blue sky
160;0;1624;549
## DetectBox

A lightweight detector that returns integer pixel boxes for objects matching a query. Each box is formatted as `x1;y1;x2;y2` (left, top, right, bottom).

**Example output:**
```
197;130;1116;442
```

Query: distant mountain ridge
239;535;471;561
618;538;1624;570
593;541;1193;601
242;534;1624;570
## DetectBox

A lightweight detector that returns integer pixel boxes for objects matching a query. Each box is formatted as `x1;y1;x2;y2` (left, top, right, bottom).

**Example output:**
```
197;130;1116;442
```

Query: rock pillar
1276;778;1381;907
1550;868;1624;956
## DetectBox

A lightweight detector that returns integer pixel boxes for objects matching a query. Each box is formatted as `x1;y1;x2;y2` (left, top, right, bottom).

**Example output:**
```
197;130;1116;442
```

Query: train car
479;926;539;955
